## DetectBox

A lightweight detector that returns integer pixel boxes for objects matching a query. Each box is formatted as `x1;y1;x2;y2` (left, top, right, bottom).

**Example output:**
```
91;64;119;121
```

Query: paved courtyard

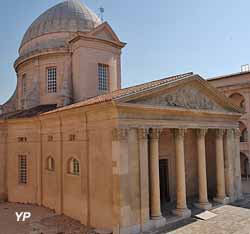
0;183;250;234
153;193;250;234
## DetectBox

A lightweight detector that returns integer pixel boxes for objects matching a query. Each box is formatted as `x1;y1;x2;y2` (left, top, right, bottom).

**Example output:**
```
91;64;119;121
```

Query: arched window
68;158;80;175
240;100;246;109
240;128;248;142
240;153;249;179
47;156;55;171
229;93;245;110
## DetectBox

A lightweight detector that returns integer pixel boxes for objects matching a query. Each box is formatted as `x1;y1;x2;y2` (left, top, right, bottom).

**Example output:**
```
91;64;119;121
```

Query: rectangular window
22;74;27;96
18;137;27;143
18;155;27;184
48;135;53;142
47;67;57;93
98;63;109;91
69;134;76;141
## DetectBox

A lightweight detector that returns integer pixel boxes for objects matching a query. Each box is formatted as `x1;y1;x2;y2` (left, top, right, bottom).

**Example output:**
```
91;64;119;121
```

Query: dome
20;0;102;49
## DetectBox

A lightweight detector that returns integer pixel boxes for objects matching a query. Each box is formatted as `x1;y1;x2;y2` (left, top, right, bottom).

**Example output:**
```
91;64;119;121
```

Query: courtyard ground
151;181;250;234
0;203;98;234
0;181;250;234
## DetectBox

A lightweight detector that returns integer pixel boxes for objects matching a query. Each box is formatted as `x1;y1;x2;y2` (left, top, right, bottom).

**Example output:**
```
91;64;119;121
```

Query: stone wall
71;39;121;102
0;122;7;200
5;104;116;230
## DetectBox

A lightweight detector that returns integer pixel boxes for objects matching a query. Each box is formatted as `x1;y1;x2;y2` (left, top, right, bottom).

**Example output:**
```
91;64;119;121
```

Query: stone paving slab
153;194;250;234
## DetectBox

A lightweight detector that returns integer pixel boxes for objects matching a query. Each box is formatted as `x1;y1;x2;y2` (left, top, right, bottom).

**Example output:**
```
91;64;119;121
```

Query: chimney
241;64;250;72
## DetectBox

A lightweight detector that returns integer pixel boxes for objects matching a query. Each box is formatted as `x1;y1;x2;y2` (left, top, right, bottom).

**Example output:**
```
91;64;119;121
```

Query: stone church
0;1;244;233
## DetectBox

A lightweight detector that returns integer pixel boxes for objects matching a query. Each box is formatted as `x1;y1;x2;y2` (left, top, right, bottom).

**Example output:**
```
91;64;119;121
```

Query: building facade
0;1;244;234
209;72;250;181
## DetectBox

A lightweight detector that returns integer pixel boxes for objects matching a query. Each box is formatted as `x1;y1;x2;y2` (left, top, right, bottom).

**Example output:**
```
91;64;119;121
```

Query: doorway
159;159;170;206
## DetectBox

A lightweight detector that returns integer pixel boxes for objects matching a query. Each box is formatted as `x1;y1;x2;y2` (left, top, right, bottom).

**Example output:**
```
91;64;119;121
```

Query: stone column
224;129;235;202
213;129;229;204
234;129;243;200
195;129;212;210
138;129;150;230
172;129;191;217
149;129;162;219
112;128;129;234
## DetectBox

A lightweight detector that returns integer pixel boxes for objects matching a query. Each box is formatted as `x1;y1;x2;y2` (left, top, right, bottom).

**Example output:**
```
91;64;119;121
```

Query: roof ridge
115;72;194;93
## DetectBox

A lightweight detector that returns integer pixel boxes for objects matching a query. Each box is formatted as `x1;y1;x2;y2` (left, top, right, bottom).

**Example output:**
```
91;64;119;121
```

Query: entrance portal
159;159;170;206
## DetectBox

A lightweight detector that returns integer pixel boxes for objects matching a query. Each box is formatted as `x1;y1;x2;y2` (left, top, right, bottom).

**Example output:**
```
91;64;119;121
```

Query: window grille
47;67;57;93
69;158;80;175
19;155;27;184
98;64;109;91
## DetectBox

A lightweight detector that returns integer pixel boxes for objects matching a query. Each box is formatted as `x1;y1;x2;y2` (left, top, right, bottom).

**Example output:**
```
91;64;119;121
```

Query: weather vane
99;6;105;22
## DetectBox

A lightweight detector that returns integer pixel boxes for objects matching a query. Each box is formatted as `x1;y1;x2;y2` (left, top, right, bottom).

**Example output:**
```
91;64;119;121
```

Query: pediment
87;22;121;42
125;79;241;113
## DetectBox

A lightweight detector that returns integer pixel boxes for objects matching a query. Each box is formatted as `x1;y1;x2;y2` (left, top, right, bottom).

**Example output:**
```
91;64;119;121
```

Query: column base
150;216;166;228
194;202;212;210
237;193;244;200
213;196;230;205
172;208;191;218
151;214;162;220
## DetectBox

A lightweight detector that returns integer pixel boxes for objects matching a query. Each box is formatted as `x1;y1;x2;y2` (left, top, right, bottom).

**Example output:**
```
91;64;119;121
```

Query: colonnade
145;128;237;219
112;127;240;231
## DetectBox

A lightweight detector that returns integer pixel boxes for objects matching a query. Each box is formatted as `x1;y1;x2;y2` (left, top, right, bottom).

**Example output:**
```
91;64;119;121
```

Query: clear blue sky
0;0;250;104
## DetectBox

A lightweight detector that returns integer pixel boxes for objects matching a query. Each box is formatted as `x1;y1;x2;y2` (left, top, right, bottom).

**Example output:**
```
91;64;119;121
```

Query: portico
112;126;241;234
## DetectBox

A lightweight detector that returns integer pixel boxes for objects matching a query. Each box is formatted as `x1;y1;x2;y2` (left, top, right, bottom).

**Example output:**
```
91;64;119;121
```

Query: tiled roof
0;104;57;120
207;70;250;81
43;72;194;114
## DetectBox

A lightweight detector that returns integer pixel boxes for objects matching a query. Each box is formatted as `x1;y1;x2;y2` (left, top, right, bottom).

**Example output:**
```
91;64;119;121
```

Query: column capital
149;128;161;139
196;129;208;138
172;128;186;139
234;128;241;138
112;128;128;141
225;129;234;137
137;128;149;140
215;129;225;138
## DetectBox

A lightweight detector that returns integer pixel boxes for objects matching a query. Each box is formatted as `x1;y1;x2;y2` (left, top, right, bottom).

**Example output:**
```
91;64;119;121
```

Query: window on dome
47;67;57;93
22;74;27;96
98;63;109;91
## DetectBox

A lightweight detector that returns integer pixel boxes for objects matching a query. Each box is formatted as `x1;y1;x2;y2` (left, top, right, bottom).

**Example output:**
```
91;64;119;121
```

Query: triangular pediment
87;22;121;42
121;76;242;113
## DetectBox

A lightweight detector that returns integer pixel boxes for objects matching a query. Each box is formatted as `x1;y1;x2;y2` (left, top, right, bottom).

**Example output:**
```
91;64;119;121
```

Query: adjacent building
209;71;250;181
0;1;244;234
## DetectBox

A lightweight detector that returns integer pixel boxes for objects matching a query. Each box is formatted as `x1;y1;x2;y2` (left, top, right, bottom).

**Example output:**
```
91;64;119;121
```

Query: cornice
14;47;70;71
69;34;126;49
